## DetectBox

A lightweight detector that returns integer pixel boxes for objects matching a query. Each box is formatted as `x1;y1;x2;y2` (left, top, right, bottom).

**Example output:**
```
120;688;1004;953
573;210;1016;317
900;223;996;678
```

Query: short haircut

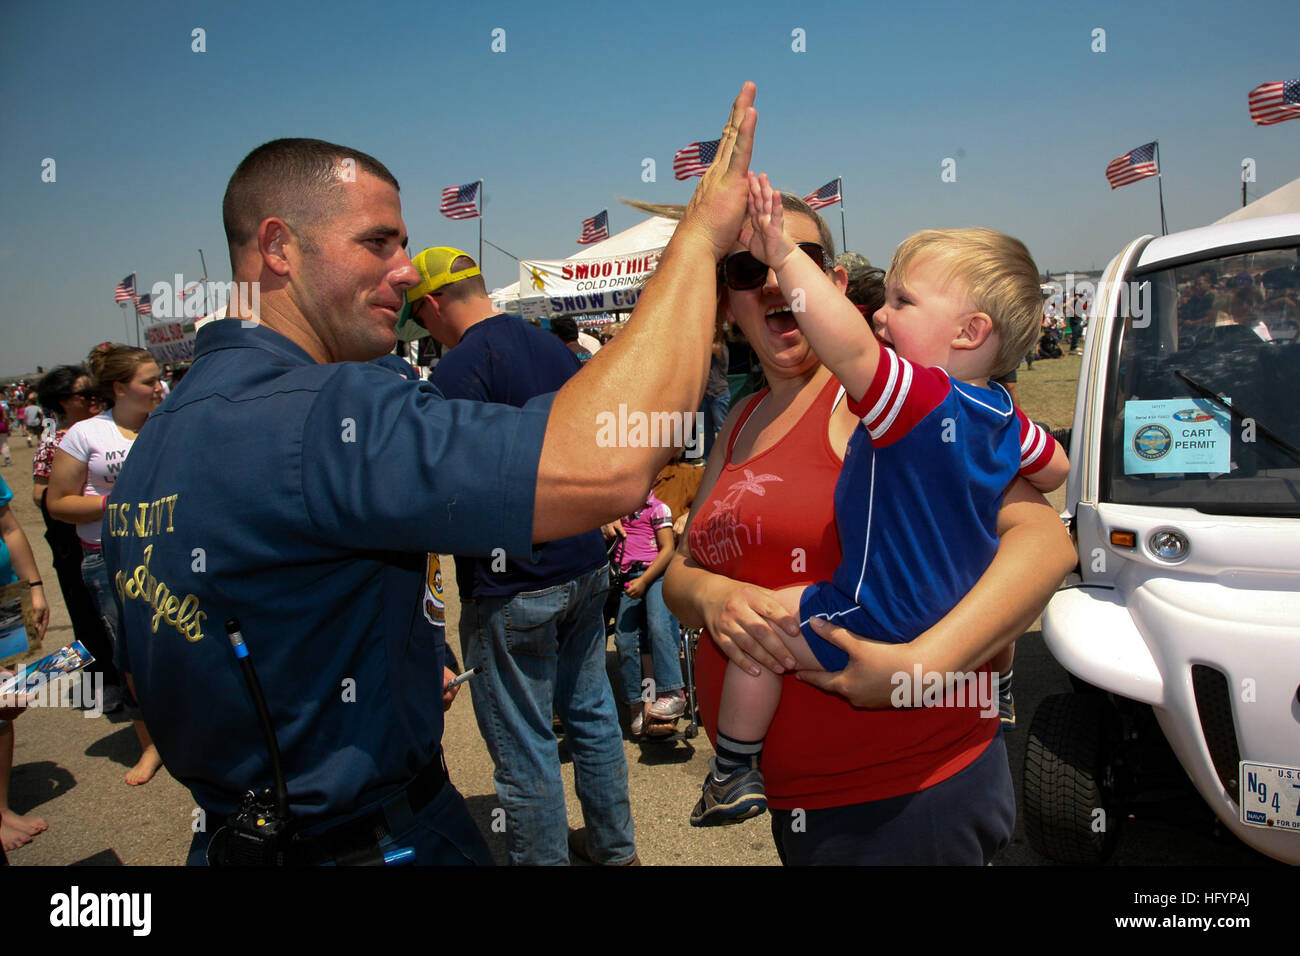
222;138;399;261
887;227;1041;379
88;345;154;407
36;364;89;416
438;254;489;303
549;317;579;343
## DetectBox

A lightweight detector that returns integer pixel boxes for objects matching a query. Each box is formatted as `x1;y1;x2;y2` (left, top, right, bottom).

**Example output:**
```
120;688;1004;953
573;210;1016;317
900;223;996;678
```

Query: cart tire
1024;692;1120;864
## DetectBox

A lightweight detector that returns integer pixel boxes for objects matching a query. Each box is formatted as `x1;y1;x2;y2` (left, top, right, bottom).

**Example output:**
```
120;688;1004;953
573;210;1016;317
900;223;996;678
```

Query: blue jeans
613;575;684;706
460;564;636;865
81;549;140;717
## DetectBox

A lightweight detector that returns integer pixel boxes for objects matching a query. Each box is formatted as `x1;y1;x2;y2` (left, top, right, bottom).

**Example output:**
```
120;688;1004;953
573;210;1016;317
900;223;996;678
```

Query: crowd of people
1177;263;1299;343
1;82;1076;866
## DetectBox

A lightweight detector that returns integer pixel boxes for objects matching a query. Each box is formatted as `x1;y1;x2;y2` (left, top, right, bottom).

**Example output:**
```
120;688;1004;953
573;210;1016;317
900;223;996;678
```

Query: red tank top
691;375;995;810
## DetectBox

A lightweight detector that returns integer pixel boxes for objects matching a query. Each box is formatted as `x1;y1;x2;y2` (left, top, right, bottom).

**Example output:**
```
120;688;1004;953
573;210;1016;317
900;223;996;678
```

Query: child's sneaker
690;757;766;827
999;687;1016;730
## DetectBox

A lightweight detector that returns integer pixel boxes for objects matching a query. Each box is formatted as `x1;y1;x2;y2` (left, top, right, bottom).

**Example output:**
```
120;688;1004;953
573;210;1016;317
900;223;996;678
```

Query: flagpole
477;179;484;266
1154;141;1168;236
198;249;211;319
121;302;130;343
837;175;847;253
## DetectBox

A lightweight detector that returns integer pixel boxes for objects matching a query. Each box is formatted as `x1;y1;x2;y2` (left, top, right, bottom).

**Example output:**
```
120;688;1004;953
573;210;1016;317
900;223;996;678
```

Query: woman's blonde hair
621;193;836;259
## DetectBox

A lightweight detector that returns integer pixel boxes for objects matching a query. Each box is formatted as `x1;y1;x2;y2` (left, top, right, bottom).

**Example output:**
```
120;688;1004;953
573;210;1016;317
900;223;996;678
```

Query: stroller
603;536;701;743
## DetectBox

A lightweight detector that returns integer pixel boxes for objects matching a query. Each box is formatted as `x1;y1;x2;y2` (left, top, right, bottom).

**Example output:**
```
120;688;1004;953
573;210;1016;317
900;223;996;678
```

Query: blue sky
1;0;1296;376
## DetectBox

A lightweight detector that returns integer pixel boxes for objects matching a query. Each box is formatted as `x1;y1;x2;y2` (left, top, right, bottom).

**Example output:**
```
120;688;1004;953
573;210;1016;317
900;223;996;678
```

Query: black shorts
768;730;1016;865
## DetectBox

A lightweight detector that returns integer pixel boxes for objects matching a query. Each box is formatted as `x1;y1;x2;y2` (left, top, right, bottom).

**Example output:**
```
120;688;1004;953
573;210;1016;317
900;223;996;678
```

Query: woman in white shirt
48;346;165;786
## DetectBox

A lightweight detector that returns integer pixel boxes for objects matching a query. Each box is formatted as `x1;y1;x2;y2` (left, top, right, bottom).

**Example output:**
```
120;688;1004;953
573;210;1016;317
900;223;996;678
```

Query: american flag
136;293;153;317
114;273;136;303
577;210;609;245
673;139;718;180
440;181;481;220
1248;77;1300;126
1105;142;1159;189
803;178;842;210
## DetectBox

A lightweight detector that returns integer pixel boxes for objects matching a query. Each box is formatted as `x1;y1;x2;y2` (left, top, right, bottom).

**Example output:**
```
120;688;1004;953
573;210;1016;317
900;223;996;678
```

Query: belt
291;754;449;866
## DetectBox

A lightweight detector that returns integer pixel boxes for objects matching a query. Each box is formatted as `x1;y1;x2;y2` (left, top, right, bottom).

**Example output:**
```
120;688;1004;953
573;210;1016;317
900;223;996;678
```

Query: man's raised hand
680;82;758;261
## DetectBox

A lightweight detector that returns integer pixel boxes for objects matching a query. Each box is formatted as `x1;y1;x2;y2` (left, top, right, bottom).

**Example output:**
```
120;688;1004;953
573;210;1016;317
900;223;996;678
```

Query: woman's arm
663;405;801;676
799;478;1075;707
1;504;49;641
45;448;105;525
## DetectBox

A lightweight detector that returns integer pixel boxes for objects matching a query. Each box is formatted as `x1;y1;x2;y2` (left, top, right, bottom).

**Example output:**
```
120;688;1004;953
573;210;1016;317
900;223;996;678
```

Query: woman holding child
663;183;1074;865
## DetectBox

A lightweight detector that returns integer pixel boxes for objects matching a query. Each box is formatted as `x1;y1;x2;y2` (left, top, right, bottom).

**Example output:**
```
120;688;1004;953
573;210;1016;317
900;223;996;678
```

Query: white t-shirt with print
58;411;135;544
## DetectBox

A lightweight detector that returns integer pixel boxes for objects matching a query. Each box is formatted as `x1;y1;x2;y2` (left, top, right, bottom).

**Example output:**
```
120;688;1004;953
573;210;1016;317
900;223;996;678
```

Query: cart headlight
1148;529;1189;563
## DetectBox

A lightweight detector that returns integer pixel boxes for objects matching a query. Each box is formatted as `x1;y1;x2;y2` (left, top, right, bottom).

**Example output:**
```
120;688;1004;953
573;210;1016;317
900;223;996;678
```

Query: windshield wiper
1172;369;1300;463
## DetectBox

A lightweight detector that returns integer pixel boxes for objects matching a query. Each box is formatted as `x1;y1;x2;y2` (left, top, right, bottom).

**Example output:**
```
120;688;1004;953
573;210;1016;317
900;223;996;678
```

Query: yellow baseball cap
406;247;481;303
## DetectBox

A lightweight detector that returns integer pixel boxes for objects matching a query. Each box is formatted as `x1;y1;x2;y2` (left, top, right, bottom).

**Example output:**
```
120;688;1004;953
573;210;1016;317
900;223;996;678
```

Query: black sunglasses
720;243;832;291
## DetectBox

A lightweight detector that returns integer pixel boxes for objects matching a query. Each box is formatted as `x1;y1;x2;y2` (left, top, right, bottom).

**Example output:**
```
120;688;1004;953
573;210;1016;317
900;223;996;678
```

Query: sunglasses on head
719;243;832;291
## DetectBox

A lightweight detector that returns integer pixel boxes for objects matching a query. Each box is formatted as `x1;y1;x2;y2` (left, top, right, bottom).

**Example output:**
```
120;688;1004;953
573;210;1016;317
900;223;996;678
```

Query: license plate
1239;762;1300;832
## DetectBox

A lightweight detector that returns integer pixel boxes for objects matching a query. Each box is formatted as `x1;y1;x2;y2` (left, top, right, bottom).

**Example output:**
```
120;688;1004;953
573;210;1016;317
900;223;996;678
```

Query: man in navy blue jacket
101;82;757;867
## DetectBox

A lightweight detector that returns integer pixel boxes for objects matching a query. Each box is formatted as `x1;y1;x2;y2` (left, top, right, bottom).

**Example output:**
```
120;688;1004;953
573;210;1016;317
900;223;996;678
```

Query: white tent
1215;176;1300;224
490;215;679;317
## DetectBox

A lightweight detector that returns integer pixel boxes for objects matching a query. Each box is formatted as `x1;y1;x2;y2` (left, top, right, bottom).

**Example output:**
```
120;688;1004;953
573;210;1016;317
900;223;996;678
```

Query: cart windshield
1101;245;1300;516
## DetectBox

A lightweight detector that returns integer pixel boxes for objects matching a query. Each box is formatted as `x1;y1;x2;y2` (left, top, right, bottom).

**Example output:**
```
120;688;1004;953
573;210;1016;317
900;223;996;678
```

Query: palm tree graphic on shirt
697;469;782;549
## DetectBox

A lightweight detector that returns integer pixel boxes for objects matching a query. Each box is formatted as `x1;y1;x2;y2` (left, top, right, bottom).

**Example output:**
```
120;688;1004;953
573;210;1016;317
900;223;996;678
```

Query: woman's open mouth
765;306;798;336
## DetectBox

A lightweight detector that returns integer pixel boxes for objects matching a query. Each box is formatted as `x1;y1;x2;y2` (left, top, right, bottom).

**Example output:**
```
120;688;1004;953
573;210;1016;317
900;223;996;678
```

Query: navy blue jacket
103;320;548;824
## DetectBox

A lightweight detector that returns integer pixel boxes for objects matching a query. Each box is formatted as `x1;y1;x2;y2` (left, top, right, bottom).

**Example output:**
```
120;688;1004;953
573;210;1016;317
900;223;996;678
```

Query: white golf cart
1024;212;1300;865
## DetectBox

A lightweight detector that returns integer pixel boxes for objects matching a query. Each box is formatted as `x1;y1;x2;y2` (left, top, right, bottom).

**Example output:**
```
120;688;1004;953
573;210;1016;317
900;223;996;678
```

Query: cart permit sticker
1123;398;1231;475
422;554;445;628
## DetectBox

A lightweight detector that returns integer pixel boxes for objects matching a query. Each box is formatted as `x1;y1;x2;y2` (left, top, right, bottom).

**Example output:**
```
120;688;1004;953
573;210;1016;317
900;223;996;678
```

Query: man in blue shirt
102;81;758;866
409;247;634;865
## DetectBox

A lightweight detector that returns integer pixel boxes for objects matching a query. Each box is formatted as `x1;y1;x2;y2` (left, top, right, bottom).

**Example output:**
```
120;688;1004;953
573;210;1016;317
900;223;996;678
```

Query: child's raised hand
744;172;796;270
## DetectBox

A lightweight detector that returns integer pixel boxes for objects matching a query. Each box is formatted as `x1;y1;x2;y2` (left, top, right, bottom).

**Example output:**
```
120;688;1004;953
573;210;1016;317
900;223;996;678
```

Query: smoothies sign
513;248;664;318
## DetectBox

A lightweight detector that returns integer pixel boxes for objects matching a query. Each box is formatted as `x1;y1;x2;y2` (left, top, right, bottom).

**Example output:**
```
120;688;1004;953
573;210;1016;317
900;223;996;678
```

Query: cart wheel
1024;692;1121;864
682;724;699;740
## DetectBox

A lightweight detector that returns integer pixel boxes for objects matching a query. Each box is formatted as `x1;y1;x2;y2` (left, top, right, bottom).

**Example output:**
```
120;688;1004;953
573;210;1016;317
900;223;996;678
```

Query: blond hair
887;228;1040;378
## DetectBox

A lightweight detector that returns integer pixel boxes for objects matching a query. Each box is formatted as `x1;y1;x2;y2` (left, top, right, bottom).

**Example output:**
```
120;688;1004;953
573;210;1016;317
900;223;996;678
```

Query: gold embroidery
115;544;207;643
